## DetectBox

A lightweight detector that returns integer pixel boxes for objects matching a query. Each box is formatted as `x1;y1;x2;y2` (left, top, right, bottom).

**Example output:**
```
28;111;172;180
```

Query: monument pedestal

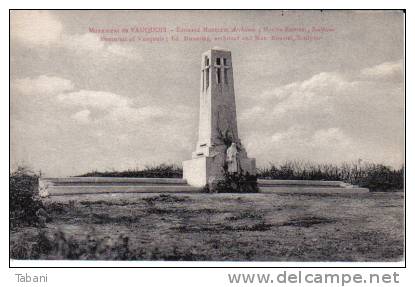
183;154;256;187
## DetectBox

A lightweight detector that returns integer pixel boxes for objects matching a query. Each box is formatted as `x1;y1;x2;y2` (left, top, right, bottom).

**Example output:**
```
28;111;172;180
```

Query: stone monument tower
183;48;256;187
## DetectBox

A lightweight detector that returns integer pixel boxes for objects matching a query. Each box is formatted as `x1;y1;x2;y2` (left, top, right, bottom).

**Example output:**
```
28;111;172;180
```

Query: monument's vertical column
183;48;256;187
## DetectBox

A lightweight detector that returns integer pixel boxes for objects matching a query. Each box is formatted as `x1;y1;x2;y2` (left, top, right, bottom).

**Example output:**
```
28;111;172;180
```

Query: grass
9;164;404;261
10;192;404;261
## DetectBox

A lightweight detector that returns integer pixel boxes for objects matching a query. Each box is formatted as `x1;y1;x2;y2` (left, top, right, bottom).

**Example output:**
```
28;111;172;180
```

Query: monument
37;48;369;197
183;48;256;187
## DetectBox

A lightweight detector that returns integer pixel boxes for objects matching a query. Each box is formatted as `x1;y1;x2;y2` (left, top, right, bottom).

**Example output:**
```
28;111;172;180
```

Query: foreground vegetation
10;163;404;261
258;161;404;192
79;164;182;178
10;167;46;229
11;192;404;261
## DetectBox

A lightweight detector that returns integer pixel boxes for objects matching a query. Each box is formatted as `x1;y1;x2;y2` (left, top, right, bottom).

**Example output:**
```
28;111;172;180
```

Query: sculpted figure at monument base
226;143;239;174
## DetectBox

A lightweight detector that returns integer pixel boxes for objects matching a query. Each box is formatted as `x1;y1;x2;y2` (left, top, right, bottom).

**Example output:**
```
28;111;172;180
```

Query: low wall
38;177;369;197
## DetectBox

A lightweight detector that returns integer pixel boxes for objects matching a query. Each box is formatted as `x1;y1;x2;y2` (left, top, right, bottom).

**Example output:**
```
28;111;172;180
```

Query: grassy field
10;191;404;261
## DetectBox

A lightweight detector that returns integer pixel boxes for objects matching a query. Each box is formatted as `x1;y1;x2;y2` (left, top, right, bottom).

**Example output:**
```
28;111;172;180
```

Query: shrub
258;161;404;192
78;164;182;178
204;172;259;193
355;164;404;192
10;166;45;228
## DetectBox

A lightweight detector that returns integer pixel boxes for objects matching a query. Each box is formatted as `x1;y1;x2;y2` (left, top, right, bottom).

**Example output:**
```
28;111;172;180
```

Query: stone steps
39;177;368;197
257;179;353;188
39;177;196;196
41;177;187;185
44;185;201;195
260;186;369;193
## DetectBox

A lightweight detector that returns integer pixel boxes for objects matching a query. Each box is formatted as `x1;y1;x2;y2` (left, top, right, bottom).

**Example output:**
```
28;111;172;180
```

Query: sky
10;10;405;176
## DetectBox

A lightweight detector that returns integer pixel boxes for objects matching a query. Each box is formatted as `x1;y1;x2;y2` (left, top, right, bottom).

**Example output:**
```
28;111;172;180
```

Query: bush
355;164;404;192
78;164;182;178
10;166;45;228
204;172;259;193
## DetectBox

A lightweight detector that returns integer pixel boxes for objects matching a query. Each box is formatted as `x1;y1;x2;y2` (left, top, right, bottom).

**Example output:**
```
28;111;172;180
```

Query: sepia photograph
9;10;405;265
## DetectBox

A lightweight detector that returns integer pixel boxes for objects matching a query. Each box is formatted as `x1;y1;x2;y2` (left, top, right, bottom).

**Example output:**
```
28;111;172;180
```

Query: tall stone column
183;48;256;187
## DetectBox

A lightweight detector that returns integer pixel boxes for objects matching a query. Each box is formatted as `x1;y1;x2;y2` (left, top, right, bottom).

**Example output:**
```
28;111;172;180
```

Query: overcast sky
10;10;404;176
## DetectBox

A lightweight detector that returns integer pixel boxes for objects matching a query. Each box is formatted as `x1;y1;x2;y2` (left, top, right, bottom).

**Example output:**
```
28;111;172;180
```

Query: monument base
37;177;369;198
182;155;256;187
